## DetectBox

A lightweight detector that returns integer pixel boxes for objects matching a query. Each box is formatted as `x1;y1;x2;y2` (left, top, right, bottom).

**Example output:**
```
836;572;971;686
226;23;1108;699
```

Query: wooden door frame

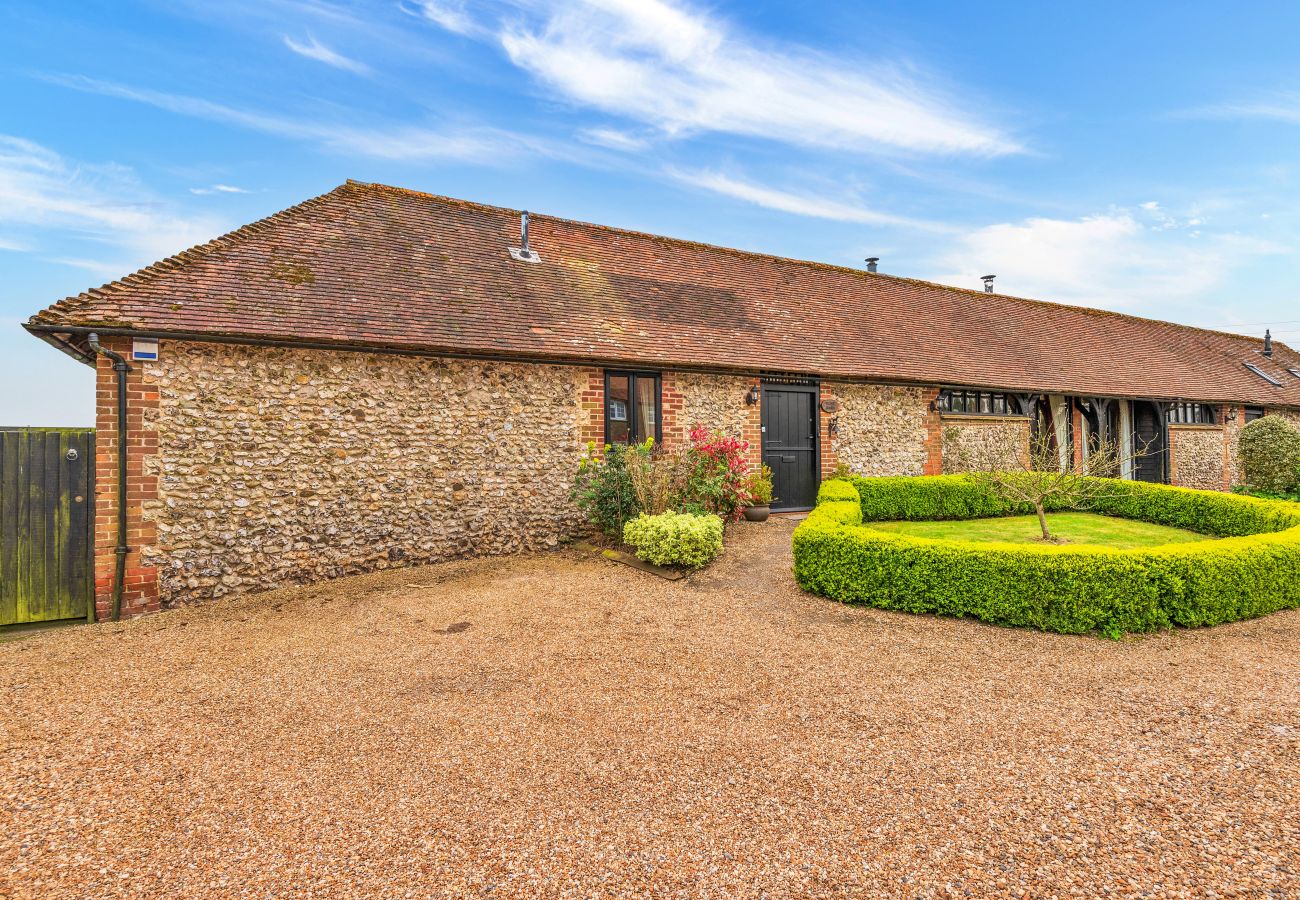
1130;400;1169;484
760;380;821;512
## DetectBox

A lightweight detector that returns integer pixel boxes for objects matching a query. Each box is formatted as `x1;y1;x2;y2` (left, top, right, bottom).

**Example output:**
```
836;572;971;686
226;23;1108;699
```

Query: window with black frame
936;388;1019;416
1245;406;1266;423
1166;402;1217;425
604;371;661;444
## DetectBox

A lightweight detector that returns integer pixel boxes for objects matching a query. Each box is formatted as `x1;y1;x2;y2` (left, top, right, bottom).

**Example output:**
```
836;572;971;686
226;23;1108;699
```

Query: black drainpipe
87;333;131;622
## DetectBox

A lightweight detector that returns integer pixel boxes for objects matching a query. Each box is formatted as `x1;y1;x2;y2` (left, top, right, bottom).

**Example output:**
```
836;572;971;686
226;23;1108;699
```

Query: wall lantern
828;416;840;437
745;385;760;405
1226;406;1238;423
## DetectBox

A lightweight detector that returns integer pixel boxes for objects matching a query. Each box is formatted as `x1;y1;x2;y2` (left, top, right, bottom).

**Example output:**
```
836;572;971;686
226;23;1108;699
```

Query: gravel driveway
2;519;1298;897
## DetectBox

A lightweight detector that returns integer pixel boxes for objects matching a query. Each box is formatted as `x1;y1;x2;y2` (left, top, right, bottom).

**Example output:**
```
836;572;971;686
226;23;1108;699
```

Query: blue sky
4;0;1300;425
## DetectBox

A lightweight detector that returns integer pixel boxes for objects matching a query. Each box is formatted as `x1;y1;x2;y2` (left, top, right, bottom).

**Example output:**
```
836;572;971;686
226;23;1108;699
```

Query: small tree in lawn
947;427;1150;543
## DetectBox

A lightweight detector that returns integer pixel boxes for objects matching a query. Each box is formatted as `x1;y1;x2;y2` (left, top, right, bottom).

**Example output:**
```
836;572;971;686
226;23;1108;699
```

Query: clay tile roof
27;179;1300;407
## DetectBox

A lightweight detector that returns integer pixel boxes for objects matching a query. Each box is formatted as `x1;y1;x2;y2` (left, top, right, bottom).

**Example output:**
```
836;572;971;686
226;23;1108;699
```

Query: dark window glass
606;374;631;444
605;371;661;444
1245;406;1265;423
937;389;1020;416
1166;402;1216;425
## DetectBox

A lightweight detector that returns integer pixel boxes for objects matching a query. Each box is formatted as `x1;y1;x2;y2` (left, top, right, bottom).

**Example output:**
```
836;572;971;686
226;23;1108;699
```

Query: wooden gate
1;428;95;626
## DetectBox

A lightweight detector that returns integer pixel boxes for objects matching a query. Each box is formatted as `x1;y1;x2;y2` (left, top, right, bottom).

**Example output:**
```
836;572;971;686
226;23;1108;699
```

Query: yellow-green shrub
624;511;724;569
1239;415;1300;493
795;477;1300;636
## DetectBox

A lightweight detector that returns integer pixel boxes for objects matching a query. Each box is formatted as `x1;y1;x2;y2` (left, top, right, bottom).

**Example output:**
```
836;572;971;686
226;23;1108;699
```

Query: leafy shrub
572;443;639;538
624;438;686;515
1239;415;1300;493
1234;485;1300;503
624;511;724;569
794;476;1300;636
679;426;754;520
745;465;774;505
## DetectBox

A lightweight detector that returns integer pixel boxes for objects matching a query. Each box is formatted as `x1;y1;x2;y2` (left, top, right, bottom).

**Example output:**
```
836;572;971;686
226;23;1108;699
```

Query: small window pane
635;377;657;442
607;375;631;444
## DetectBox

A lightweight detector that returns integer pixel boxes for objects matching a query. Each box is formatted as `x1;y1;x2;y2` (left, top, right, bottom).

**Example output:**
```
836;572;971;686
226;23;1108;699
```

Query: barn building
24;181;1300;619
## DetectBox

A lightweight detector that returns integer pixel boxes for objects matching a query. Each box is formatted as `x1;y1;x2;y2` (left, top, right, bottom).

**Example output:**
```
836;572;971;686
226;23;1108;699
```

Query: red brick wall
578;367;604;447
818;384;839;479
922;387;943;475
93;337;160;620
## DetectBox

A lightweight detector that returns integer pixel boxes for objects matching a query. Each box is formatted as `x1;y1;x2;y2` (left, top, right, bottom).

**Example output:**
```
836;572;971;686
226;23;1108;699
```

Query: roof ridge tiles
348;179;1271;350
24;179;1300;408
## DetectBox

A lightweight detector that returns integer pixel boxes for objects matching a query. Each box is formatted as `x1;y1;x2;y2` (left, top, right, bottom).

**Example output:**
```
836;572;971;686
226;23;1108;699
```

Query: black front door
1131;401;1167;483
762;383;819;511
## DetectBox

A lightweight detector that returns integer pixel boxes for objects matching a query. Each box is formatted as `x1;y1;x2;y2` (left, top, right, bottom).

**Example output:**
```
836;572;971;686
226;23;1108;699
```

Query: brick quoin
93;336;160;620
818;384;839;479
922;387;944;475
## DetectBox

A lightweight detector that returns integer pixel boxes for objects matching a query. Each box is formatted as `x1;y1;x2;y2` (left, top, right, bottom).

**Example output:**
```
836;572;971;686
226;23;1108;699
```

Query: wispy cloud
578;127;649;151
0;134;227;271
926;207;1285;310
283;34;370;75
1188;91;1300;125
668;167;952;231
189;183;250;195
44;74;552;163
420;0;1021;157
408;0;480;37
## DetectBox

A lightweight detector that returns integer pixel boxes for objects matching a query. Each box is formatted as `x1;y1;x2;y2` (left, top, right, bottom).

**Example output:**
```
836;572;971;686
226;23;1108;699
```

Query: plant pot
743;505;771;522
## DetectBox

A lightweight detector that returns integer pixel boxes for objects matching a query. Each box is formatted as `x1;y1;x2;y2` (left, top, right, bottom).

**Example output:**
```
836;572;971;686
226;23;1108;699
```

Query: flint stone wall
1168;426;1227;491
142;342;588;605
831;384;930;476
941;418;1031;474
672;373;753;439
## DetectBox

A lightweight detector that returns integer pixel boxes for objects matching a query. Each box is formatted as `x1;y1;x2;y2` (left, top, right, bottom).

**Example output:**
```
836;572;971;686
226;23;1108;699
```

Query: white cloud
578;127;648;151
190;184;250;195
46;74;550;164
0;134;227;271
283;34;371;75
668;167;951;231
424;0;1020;157
927;210;1284;310
409;0;479;36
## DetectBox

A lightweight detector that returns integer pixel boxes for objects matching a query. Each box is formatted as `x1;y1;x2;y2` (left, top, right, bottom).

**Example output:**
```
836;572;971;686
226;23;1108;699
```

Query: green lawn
866;511;1212;549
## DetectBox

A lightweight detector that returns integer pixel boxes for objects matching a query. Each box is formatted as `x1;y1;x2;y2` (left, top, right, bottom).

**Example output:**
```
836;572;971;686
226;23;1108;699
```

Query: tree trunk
1035;503;1052;541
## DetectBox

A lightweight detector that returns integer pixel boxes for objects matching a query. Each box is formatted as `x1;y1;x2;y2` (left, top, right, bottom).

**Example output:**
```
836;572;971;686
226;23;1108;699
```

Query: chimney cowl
981;274;996;293
1264;328;1274;357
865;257;879;273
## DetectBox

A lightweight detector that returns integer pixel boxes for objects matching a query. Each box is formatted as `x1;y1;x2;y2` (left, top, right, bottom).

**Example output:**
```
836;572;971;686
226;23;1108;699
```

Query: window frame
1245;406;1266;423
936;388;1022;417
1166;401;1218;426
603;370;662;445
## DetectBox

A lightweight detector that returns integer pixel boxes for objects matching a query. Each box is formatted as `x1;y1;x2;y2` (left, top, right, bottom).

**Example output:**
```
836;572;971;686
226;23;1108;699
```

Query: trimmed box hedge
794;475;1300;637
